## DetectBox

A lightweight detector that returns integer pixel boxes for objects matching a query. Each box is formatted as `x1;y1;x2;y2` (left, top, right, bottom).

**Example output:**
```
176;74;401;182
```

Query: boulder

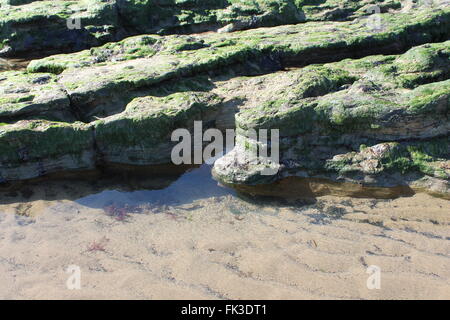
212;41;450;198
0;120;95;182
0;71;74;122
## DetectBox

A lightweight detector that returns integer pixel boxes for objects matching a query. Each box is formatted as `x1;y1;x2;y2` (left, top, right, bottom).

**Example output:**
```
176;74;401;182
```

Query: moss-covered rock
27;35;160;74
1;0;448;56
24;7;450;122
0;0;120;56
297;0;402;21
234;41;450;139
0;71;74;122
212;41;450;198
1;4;449;199
0;0;306;56
117;0;304;34
0;120;95;181
94;91;223;165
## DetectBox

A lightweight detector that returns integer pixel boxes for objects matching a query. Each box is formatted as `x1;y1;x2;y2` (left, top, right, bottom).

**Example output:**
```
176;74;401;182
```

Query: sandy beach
1;0;450;302
0;166;448;300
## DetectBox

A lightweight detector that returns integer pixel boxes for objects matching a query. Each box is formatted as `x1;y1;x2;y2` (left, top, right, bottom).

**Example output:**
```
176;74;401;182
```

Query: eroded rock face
22;5;450;122
0;71;74;122
212;41;450;198
0;0;120;56
94;92;224;165
0;2;449;199
0;0;438;57
0;120;95;182
0;0;305;56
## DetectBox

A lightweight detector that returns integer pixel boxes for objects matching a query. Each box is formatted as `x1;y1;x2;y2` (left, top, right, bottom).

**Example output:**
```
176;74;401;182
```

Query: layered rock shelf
0;0;412;57
0;0;449;199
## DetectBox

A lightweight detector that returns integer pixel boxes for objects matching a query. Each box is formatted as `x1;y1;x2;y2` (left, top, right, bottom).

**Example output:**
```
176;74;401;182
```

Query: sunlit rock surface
0;1;449;198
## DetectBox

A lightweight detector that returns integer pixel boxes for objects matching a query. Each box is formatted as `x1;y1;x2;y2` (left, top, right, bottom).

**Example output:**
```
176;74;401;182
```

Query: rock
0;3;449;199
0;120;95;182
94;92;223;165
298;0;401;21
116;0;305;34
2;0;443;57
212;41;450;198
0;0;305;56
0;71;74;122
27;35;161;74
26;6;450;123
0;0;120;56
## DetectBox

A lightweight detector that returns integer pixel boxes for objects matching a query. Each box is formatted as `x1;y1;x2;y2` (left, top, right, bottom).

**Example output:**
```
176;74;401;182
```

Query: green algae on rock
0;0;305;57
116;0;305;34
0;0;425;57
0;120;95;182
30;5;450;75
212;41;450;198
27;35;161;74
0;71;75;123
0;3;449;199
94;91;224;165
22;7;450;124
0;0;120;56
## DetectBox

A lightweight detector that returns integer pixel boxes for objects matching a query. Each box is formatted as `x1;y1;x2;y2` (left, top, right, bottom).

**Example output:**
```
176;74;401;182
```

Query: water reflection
76;164;236;209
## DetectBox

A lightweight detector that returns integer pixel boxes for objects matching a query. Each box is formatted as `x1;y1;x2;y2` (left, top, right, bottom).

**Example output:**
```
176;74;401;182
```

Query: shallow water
76;165;236;210
0;165;449;299
0;58;29;71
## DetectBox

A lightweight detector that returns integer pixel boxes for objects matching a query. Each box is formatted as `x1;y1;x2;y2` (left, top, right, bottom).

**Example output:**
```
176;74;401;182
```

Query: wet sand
0;166;449;299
